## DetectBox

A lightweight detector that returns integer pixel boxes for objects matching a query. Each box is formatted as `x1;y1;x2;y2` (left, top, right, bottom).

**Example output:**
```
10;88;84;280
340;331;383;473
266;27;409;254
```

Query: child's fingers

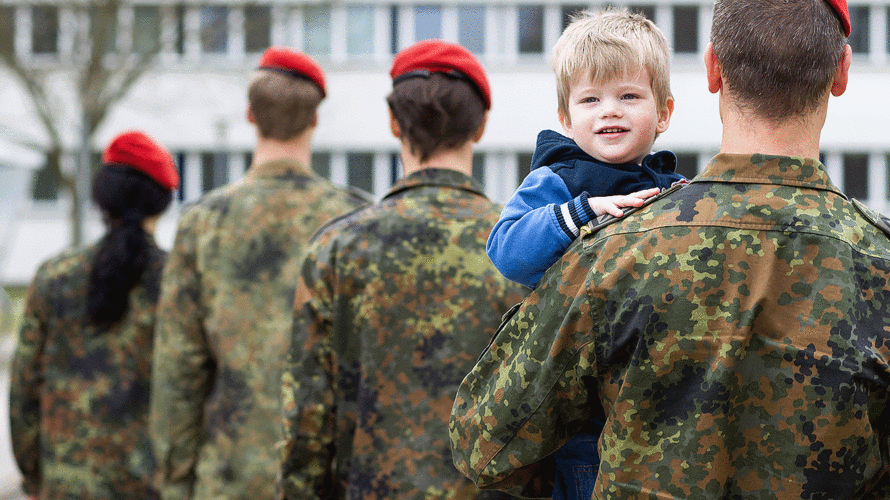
628;187;661;199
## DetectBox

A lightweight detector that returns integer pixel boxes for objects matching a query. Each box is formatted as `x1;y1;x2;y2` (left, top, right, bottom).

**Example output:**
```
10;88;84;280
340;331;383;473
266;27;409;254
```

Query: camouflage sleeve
279;239;337;499
150;211;215;500
9;264;51;496
449;247;595;494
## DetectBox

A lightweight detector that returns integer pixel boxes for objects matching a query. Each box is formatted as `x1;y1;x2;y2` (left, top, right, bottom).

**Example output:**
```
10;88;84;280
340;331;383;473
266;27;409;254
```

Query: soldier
450;0;890;497
279;40;529;500
149;47;370;500
10;130;179;500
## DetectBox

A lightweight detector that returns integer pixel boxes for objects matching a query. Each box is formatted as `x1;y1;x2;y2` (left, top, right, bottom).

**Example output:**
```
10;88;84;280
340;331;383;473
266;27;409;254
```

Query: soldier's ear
389;109;401;139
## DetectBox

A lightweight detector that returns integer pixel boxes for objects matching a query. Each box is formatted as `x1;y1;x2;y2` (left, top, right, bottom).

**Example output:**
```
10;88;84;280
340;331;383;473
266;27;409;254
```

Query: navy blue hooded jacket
487;129;685;288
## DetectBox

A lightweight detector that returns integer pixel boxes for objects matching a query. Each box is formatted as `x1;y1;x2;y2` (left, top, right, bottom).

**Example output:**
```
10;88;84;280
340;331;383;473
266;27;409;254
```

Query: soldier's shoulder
581;183;685;236
309;202;377;243
852;199;890;238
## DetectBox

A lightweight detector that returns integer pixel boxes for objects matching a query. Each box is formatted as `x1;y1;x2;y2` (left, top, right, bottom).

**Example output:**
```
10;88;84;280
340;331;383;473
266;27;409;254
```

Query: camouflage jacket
10;240;164;500
150;159;370;500
280;168;529;500
450;154;890;499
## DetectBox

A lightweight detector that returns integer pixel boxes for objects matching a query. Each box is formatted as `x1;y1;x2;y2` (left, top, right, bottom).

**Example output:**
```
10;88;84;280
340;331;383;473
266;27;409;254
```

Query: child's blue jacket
487;130;684;289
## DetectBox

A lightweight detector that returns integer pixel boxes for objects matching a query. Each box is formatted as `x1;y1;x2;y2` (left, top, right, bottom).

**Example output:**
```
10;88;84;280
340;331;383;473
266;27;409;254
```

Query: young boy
487;8;686;291
485;9;686;499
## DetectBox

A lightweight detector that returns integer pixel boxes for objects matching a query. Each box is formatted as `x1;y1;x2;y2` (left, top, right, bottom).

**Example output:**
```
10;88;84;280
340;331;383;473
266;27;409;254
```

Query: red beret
257;46;326;96
102;131;179;190
826;0;851;37
390;40;491;110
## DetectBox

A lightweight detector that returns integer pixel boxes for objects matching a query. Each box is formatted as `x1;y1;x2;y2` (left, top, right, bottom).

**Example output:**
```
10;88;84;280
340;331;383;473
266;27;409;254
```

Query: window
304;5;331;57
32;5;59;54
200;5;228;54
673;5;698;53
175;153;186;202
415;5;442;41
346;5;374;55
244;5;271;53
517;152;533;183
843;153;868;199
347;153;374;193
458;6;485;54
518;5;544;54
0;6;14;56
562;5;586;30
133;5;161;55
202;152;229;192
675;153;699;179
472;153;485;186
628;5;655;21
312;152;331;179
390;7;399;54
90;6;118;55
848;6;869;54
31;164;60;201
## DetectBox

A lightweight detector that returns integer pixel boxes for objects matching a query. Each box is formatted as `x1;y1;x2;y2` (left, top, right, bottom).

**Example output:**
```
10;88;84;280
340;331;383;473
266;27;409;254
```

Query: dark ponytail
87;164;173;328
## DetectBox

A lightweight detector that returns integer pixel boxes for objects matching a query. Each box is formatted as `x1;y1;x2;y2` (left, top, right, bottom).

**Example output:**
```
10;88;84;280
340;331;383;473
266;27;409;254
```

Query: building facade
2;0;890;285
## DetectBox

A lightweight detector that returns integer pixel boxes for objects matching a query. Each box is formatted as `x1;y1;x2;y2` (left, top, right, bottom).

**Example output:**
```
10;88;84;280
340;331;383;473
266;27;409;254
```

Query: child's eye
580;96;599;104
621;94;640;100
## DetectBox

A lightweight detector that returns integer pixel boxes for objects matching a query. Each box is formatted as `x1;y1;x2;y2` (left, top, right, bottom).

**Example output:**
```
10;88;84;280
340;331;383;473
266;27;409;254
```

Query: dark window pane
202;152;229;192
1;6;15;57
415;5;441;41
201;6;228;53
848;6;869;53
561;5;586;30
628;5;655;21
675;153;698;179
31;165;59;201
133;5;161;55
244;5;271;53
843;153;868;199
175;153;186;202
175;5;186;54
458;6;485;54
347;153;374;193
243;152;252;173
472;153;485;187
390;6;399;54
312;152;330;178
390;153;401;185
673;5;698;53
90;6;117;55
517;152;533;183
32;6;58;54
518;5;543;54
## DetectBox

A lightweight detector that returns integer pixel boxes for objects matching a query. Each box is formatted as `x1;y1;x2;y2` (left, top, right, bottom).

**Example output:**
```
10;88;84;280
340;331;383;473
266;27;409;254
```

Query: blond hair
553;9;672;123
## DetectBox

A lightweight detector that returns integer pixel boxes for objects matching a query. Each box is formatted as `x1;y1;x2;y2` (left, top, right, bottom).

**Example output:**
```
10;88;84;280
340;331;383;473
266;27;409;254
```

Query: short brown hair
248;70;324;140
553;9;672;124
386;73;486;162
711;0;846;120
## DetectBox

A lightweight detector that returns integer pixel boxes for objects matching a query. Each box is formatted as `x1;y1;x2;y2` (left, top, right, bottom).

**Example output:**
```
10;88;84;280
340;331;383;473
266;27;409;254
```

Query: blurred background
1;0;889;495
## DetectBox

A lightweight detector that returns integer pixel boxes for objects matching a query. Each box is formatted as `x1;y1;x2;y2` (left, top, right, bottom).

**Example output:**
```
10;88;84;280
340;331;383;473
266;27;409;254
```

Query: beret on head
826;0;851;37
257;46;326;96
102;131;179;190
390;39;491;110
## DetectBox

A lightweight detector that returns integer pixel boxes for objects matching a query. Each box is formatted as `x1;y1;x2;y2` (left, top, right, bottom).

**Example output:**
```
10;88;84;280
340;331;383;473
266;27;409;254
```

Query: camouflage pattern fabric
10;240;165;500
150;159;370;500
280;168;529;500
450;154;890;499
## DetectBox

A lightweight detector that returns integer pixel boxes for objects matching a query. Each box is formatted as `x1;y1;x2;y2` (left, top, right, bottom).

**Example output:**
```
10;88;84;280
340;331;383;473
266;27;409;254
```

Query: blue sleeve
487;168;595;289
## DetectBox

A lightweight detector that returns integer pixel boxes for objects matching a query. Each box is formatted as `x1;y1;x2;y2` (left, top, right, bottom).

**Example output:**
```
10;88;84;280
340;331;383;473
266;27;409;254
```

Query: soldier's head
387;40;490;162
709;0;849;121
248;47;326;141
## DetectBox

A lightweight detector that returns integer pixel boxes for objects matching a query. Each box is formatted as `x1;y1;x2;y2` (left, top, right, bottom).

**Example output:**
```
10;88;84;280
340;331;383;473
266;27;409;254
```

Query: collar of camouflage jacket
384;167;487;200
693;153;845;197
246;158;313;180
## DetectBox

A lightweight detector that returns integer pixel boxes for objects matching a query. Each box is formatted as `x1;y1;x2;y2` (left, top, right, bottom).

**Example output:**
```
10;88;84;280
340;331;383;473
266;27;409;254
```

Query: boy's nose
599;98;622;117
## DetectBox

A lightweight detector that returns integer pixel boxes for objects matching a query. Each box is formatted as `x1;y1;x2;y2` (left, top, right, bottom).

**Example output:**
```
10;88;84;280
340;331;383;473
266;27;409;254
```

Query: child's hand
587;187;661;217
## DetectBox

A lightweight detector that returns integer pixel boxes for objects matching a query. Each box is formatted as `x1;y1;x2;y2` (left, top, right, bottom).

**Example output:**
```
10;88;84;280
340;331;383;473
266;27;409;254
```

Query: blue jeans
551;417;605;500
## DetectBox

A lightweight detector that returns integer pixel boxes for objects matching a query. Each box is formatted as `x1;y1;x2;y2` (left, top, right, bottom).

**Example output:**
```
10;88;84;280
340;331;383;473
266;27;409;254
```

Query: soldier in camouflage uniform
450;0;890;497
10;131;179;500
149;47;370;500
279;40;528;500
